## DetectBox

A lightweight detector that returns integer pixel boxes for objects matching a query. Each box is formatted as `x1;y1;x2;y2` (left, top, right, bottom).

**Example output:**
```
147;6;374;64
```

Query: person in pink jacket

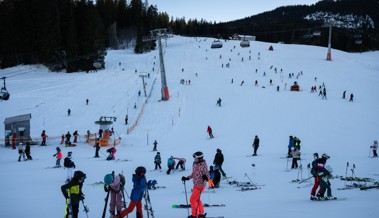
182;151;213;218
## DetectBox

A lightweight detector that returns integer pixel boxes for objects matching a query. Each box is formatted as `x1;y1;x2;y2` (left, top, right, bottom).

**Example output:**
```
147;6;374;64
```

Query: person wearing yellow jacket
61;171;86;218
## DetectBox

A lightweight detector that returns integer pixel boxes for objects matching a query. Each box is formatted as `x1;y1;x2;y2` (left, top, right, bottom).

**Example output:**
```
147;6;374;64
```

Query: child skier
290;147;301;169
17;143;26;162
94;138;100;158
104;172;126;216
64;151;76;182
181;151;213;218
106;147;117;160
114;167;147;218
53;147;63;168
41;130;47;145
167;156;176;174
209;166;221;188
61;170;86;218
25;141;33;160
174;157;186;170
154;152;162;170
318;165;336;200
207;126;214;138
153;140;158;151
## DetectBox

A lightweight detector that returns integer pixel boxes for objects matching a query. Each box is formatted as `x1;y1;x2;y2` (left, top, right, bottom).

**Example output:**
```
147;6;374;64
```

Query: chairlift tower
144;28;169;101
323;24;333;61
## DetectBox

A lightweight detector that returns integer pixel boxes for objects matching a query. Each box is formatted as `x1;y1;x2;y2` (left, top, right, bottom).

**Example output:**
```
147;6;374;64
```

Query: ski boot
198;213;207;218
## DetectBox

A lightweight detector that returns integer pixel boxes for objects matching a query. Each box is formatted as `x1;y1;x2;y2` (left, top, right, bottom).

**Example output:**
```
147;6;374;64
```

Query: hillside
0;36;379;218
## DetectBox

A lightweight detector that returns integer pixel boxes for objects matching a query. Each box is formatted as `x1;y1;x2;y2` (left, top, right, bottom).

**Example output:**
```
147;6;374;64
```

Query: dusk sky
148;0;320;22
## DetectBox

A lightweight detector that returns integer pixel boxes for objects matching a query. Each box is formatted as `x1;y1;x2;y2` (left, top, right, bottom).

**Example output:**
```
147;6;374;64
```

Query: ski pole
285;158;289;172
102;190;110;218
244;173;258;188
344;162;349;186
183;180;190;218
81;199;89;218
298;176;313;184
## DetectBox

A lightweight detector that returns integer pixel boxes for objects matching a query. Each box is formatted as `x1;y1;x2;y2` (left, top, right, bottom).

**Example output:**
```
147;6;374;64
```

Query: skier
154;152;162;170
41;130;47;145
153;140;158;151
65;131;72;147
318;165;336;200
53;147;63;167
17;143;26;162
147;179;158;190
290;147;301;169
181;151;212;218
104;172;126;216
216;97;222;107
60;134;64;144
167;156;176;175
106;147;117;160
114;167;147;218
288;136;295;157
73;130;79;143
86;98;89;105
349;93;354;102
125;114;128;125
173;157;186;170
310;153;330;200
213;148;227;178
61;170;86;218
25;141;32;160
207;125;214;139
67;108;71;116
294;137;302;150
94;138;100;158
209;166;221;188
252;135;260;156
85;130;91;143
342;90;346;99
371;140;378;157
322;87;327;100
64;151;76;182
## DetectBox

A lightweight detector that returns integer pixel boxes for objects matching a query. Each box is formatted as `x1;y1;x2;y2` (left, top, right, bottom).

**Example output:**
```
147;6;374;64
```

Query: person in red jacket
41;130;47;146
182;151;213;218
207;126;214;139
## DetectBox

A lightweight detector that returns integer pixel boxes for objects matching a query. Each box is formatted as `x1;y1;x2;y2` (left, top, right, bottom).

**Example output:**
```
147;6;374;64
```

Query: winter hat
135;166;146;176
56;147;61;151
104;174;113;185
157;152;160;154
73;171;86;181
68;151;72;156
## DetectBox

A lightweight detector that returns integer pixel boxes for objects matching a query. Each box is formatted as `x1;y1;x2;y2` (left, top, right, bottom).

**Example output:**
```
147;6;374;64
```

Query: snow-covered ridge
304;11;375;29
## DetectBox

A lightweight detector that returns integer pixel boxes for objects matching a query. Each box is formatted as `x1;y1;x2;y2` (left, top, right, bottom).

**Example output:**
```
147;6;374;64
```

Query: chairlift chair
211;40;223;49
240;39;250;47
0;77;10;100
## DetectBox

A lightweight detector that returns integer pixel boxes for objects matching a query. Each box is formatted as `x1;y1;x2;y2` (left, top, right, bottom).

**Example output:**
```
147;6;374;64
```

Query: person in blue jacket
287;136;295;157
114;166;147;218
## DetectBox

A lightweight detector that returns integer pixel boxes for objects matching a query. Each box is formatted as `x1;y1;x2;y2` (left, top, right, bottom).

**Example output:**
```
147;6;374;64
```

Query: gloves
208;179;214;188
104;185;109;192
181;176;190;181
202;175;208;181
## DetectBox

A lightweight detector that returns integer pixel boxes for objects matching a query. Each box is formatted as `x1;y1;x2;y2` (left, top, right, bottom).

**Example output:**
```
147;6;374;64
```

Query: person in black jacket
61;171;86;218
64;152;76;182
213;149;226;177
252;135;260;156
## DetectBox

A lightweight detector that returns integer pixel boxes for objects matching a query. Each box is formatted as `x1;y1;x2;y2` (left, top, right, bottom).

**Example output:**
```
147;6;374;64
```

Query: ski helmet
73;171;86;181
322;153;330;159
56;147;61;151
193;151;204;161
68;151;72;156
104;174;113;185
135;166;146;176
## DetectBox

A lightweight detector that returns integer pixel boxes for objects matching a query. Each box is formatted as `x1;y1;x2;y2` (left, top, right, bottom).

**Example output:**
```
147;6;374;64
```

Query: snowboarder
153;140;158;151
213;148;227;178
94;138;100;158
349;93;354;102
17;143;26;162
25;141;32;160
114;167;147;218
310;153;330;200
167;156;175;174
173;157;186;170
73;131;79;143
61;170;86;218
252;135;260;156
53;147;63;167
371;140;378;157
209;165;221;188
41;130;47;145
290;147;300;169
106;147;117;160
64;151;76;182
154;152;162;170
181;151;212;218
104;172;126;216
207;125;214;139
